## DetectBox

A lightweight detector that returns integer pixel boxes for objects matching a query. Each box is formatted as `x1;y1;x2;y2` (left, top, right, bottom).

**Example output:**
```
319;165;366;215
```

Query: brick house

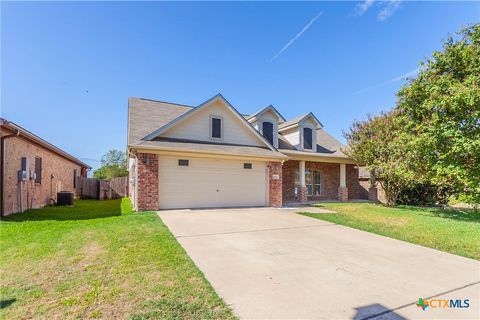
359;167;386;203
127;94;360;211
1;118;91;216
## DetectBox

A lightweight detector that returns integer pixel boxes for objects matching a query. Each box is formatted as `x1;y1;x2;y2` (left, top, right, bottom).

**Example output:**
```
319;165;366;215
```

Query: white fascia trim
128;144;289;161
248;105;286;123
279;149;358;164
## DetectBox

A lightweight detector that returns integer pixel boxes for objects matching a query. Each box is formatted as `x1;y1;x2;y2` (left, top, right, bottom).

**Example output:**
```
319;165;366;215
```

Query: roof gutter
279;149;360;164
1;129;20;217
128;144;289;162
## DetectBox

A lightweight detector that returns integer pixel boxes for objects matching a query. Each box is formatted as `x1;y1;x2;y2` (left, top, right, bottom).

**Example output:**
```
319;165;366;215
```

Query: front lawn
0;199;235;319
301;203;480;260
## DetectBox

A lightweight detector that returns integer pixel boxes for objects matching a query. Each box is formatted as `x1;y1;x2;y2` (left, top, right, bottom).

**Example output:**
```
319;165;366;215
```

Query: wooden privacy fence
99;176;128;200
76;176;128;200
76;176;99;199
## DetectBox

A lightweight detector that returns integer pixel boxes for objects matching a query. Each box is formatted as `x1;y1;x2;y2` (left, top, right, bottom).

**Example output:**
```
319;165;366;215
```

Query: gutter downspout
1;129;20;217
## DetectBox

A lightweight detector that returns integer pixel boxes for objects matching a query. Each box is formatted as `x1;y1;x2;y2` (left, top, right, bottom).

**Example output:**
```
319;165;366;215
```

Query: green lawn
301;203;480;260
0;199;235;319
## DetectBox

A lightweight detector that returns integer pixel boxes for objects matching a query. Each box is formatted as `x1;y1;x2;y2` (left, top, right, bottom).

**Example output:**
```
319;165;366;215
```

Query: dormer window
262;122;274;145
210;116;222;140
303;127;313;150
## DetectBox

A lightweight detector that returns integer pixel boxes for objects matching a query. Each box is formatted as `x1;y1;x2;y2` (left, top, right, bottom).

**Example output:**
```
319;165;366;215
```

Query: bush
449;193;479;205
397;183;451;206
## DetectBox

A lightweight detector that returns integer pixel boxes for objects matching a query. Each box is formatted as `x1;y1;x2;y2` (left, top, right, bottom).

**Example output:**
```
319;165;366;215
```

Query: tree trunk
381;180;399;207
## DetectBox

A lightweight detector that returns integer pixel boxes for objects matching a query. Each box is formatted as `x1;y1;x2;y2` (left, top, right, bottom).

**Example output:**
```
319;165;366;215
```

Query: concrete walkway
158;207;480;320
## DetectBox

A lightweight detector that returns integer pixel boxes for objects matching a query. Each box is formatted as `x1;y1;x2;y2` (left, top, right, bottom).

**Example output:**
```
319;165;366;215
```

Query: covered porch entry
281;158;360;204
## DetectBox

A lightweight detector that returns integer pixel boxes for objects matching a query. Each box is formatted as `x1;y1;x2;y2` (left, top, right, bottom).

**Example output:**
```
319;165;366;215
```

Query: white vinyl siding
158;156;268;209
281;117;317;151
250;121;279;148
257;109;280;148
162;100;265;147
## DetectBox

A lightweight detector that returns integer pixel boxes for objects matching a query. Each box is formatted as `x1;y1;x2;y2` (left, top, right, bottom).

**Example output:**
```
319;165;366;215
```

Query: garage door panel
158;156;267;209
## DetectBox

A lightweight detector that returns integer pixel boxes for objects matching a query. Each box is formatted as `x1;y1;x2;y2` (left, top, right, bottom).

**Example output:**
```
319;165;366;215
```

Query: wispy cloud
354;0;375;16
270;12;322;62
354;67;421;94
353;0;402;21
377;0;402;21
390;67;421;82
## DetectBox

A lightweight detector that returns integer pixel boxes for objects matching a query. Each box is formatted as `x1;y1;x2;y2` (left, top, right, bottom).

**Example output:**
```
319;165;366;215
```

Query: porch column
299;160;308;203
268;162;283;207
137;153;159;210
338;163;348;201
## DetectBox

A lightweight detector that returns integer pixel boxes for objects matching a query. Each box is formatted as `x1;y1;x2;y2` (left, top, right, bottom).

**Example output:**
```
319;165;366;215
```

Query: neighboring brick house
127;94;361;211
1;118;91;216
359;167;387;203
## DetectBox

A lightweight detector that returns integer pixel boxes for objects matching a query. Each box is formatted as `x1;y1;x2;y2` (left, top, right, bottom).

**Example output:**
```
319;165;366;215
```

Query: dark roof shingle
128;97;193;145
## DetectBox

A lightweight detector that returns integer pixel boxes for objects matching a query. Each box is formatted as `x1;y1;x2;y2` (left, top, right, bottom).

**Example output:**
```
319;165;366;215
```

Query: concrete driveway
158;207;479;320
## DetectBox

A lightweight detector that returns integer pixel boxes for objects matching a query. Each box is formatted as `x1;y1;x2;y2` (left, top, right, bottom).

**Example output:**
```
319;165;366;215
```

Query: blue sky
2;1;479;170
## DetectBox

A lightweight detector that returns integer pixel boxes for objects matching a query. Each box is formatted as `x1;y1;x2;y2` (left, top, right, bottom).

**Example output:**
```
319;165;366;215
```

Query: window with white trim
305;169;321;196
210;116;222;139
303;127;313;150
262;122;274;145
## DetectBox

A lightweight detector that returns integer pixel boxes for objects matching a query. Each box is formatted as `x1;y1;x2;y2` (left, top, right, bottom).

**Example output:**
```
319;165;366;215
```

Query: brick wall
2;135;82;215
305;161;341;200
268;161;282;207
346;164;359;200
282;160;300;202
282;160;360;202
136;153;159;211
359;179;386;203
359;179;370;199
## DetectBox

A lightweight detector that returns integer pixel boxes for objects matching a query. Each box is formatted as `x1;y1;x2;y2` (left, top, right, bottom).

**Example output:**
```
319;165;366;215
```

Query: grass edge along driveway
300;203;480;260
0;198;236;320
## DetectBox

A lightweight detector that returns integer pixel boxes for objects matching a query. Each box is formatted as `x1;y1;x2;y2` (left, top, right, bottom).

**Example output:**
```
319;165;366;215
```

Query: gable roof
278;112;323;131
246;105;286;122
127;97;193;145
1;118;91;168
140;94;277;151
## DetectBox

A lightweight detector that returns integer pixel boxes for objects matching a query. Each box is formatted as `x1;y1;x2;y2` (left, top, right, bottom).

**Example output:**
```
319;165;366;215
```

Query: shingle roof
128;96;286;159
128;97;193;145
278;135;296;150
278;114;307;130
140;94;277;151
315;129;348;157
278;112;323;130
128;96;352;161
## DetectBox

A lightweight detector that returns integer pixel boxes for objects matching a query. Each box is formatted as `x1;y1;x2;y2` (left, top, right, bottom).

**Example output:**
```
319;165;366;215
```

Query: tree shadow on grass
0;299;16;309
395;205;480;223
312;202;479;223
1;198;132;222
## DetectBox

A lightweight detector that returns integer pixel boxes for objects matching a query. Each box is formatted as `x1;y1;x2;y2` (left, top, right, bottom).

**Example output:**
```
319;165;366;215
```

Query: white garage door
158;156;268;209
